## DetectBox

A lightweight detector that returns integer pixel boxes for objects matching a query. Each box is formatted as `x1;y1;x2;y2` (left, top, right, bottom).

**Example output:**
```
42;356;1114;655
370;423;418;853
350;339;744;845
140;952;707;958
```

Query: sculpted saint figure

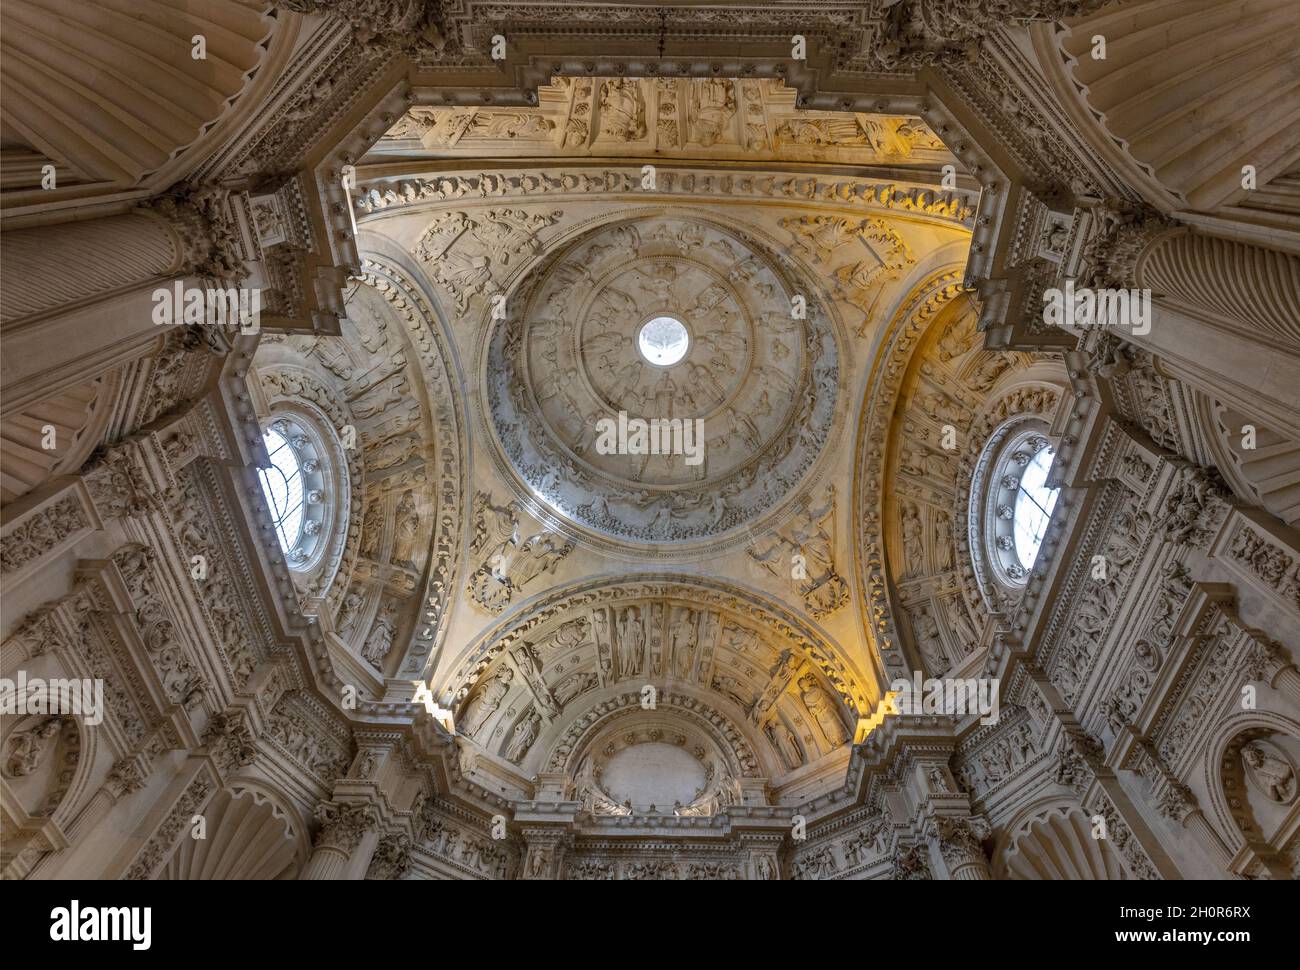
670;608;698;679
617;606;645;678
506;711;541;764
799;673;848;746
462;667;514;737
691;77;735;146
362;612;395;667
599;78;646;140
391;490;421;568
765;718;803;771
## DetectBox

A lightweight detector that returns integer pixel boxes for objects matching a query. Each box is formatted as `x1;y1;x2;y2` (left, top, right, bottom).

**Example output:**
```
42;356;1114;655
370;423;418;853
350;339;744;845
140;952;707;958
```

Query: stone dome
486;214;839;544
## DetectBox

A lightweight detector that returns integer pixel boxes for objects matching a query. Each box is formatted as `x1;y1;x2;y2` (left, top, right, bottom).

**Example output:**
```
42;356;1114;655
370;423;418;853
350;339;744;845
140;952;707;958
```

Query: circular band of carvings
543;689;762;780
851;269;968;675
481;207;842;549
444;574;869;718
355;252;469;678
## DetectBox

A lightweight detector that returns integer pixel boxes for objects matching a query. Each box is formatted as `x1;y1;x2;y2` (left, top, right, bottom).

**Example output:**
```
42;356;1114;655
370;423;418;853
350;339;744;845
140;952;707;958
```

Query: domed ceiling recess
486;214;839;543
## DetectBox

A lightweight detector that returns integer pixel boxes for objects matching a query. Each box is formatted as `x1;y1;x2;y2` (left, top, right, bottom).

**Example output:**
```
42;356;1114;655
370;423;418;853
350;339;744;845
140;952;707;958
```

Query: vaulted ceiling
285;76;988;808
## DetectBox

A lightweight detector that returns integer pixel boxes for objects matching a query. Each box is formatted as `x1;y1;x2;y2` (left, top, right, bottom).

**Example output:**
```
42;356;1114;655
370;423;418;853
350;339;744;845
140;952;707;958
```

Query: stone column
1156;783;1235;874
300;802;378;880
0;186;244;327
1075;204;1300;435
1244;634;1300;710
926;816;992;880
1137;232;1300;354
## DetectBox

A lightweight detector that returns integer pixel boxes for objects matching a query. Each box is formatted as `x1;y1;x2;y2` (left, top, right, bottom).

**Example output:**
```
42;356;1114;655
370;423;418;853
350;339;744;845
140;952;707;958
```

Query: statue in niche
650;372;678;418
910;606;949;676
765;718;803;771
540;616;591;660
554;671;598;707
390;490;421;568
506;711;541;765
1242;741;1297;804
361;610;396;668
933;512;954;570
527;847;550;878
359;499;383;559
461;667;513;738
336;590;364;639
798;674;847;747
598;78;646;140
690;77;736;146
712;674;753;710
648;602;665;676
943;597;978;655
773;117;862;149
617;606;645;678
937;317;977;362
352;378;408;420
900;502;924;577
669;608;699;680
512;644;560;719
592;608;613;680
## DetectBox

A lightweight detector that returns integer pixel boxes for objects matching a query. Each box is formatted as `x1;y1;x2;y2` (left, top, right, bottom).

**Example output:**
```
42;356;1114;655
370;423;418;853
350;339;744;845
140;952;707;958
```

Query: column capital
1077;200;1183;290
312;800;379;854
138;185;247;284
278;0;447;55
877;1;1114;69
